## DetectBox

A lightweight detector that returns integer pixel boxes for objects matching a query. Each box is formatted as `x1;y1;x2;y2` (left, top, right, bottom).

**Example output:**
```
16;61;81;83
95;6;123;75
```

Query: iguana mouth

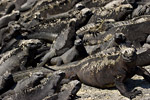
121;47;137;62
122;54;137;62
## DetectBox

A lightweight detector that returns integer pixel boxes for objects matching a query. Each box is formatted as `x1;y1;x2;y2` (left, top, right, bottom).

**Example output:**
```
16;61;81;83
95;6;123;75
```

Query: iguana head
114;33;126;44
12;10;20;20
81;8;92;16
74;38;82;46
75;3;85;10
120;47;137;62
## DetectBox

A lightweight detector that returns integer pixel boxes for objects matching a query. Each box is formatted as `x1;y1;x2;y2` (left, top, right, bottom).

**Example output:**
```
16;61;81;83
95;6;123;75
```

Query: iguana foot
125;89;142;99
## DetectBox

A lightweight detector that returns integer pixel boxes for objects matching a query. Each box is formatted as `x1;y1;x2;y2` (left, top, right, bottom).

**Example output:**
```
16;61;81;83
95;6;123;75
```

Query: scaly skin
49;47;150;99
0;39;42;75
86;15;150;47
136;48;150;67
50;38;88;66
1;72;44;98
37;8;92;67
0;48;28;76
26;32;58;43
37;19;77;67
3;71;65;100
0;11;20;29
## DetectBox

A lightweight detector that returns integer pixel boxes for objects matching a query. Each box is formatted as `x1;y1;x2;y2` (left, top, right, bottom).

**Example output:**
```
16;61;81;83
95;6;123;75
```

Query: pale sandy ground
76;66;150;100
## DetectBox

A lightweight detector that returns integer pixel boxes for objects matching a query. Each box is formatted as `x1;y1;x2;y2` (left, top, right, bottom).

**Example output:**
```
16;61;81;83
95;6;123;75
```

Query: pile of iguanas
0;0;150;99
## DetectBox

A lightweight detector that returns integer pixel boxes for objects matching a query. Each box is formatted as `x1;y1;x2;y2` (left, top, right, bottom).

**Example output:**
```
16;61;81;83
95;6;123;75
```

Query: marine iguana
77;31;126;55
0;11;20;29
0;0;15;16
75;1;145;44
26;32;58;43
4;0;27;14
13;72;44;93
101;32;127;50
19;0;82;22
23;6;92;42
19;3;92;38
6;0;80;13
0;72;44;98
1;71;64;100
83;15;150;47
49;46;150;99
19;0;38;12
50;38;88;66
0;48;28;76
0;39;41;76
0;71;15;95
5;0;37;13
85;0;133;24
37;19;77;67
5;0;82;34
0;22;21;53
37;8;93;67
2;71;81;100
136;48;150;67
42;3;85;21
107;15;150;47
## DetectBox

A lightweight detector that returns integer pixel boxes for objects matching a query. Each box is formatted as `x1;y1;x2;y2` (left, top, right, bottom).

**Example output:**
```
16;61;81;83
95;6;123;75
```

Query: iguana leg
115;75;142;99
136;66;150;83
51;57;63;66
56;58;63;66
37;49;56;67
